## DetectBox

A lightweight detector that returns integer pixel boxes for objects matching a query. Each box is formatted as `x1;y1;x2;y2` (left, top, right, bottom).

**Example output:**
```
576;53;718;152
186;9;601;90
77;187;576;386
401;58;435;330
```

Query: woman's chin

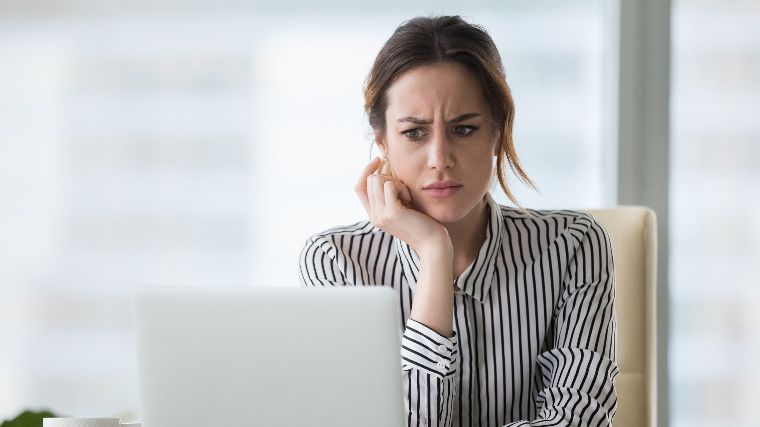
418;204;468;224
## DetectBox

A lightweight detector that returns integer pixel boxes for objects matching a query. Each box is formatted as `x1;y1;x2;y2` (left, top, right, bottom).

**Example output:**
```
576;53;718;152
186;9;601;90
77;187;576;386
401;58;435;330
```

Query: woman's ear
492;128;501;157
374;130;388;158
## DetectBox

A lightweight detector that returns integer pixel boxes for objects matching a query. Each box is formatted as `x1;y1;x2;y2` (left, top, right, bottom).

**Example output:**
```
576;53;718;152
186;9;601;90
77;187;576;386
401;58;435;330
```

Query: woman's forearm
409;240;456;338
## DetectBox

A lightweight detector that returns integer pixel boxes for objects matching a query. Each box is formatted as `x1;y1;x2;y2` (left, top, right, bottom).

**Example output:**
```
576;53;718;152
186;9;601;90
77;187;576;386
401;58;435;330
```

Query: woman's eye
454;125;479;136
401;128;426;140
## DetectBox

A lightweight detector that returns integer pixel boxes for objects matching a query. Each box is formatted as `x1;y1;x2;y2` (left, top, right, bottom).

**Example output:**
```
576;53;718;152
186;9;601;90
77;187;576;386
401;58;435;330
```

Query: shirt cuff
400;317;458;378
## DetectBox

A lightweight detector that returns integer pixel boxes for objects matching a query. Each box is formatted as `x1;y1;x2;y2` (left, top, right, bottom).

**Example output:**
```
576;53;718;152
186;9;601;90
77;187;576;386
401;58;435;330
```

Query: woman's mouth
422;185;462;198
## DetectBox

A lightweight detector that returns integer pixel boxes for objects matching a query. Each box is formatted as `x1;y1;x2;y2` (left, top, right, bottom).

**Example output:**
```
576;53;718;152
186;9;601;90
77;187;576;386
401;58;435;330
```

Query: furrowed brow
448;112;480;123
397;113;481;125
397;116;431;125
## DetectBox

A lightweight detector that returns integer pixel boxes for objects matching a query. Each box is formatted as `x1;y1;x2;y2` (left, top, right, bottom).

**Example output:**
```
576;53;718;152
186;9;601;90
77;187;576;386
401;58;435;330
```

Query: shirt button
436;361;447;371
438;344;447;353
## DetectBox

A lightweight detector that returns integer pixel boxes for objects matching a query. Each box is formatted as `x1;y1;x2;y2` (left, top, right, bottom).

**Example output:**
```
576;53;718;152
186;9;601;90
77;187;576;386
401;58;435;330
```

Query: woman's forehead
385;62;488;119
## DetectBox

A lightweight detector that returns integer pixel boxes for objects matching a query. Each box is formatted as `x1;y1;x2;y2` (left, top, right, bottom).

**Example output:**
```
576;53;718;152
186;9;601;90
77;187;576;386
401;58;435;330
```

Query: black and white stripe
298;191;619;427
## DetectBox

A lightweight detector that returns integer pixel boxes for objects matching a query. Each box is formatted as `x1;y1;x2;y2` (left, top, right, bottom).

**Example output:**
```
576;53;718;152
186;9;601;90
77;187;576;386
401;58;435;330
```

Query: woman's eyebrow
449;112;481;123
397;112;481;125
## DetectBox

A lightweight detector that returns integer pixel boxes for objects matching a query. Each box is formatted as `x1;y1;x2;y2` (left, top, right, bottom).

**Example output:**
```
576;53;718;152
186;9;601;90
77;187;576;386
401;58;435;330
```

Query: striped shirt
297;191;619;427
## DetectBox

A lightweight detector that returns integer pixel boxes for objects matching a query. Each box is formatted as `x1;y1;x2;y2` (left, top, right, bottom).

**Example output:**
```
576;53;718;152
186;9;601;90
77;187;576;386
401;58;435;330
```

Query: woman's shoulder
305;219;384;244
496;204;610;244
498;204;599;225
301;219;392;261
298;220;393;287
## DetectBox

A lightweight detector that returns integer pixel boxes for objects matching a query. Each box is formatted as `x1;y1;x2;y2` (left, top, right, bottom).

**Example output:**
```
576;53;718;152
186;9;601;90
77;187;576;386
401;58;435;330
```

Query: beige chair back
584;207;657;427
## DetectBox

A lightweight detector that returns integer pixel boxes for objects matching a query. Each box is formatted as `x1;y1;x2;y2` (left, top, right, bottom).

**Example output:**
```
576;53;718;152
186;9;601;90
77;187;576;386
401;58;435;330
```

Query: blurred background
0;0;758;426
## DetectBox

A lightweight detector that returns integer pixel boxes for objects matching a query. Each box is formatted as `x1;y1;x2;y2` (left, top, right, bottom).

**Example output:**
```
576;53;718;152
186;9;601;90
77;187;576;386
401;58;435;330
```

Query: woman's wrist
415;232;454;261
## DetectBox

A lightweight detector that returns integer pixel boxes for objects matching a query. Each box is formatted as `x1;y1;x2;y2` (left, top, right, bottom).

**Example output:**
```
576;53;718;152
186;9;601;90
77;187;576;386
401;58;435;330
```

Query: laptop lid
133;286;405;427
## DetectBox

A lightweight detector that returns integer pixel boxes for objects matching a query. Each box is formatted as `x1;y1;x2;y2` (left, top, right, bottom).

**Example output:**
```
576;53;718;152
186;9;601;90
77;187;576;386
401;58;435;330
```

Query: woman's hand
357;157;456;337
355;157;452;257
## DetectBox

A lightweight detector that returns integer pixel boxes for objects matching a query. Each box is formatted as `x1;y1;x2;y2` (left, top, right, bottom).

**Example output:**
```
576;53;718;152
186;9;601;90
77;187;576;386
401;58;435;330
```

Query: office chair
585;207;658;427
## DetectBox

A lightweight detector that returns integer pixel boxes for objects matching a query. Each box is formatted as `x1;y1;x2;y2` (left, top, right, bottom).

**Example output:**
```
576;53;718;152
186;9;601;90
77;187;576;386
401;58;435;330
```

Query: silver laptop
133;286;405;427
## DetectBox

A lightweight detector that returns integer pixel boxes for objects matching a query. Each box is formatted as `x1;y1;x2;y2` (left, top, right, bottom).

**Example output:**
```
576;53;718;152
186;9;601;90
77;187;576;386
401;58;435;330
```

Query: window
670;1;760;426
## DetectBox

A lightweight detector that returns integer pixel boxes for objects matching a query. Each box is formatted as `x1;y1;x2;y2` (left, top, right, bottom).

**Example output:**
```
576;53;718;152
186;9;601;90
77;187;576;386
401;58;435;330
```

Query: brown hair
363;15;538;207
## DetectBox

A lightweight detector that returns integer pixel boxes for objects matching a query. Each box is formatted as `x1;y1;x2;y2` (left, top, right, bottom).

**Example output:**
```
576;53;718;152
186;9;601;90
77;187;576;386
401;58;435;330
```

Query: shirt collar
394;191;504;303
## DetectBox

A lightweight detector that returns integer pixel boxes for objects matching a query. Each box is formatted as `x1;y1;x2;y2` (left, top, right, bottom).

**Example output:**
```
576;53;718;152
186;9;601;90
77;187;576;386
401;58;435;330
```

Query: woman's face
377;61;500;224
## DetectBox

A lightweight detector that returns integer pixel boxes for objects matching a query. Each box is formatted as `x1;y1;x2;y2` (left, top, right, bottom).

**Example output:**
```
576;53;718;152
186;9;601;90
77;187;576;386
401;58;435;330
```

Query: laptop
133;286;405;427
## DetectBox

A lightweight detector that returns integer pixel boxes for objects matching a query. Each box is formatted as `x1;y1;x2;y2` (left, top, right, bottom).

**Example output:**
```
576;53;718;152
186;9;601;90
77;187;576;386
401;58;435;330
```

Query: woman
298;15;618;427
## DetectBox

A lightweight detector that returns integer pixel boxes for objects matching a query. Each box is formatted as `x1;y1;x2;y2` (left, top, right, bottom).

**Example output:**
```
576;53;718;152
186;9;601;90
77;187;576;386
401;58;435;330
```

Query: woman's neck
443;195;490;276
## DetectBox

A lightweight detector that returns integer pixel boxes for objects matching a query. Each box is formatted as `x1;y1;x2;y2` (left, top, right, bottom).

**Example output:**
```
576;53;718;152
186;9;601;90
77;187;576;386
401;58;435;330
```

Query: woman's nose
427;131;454;170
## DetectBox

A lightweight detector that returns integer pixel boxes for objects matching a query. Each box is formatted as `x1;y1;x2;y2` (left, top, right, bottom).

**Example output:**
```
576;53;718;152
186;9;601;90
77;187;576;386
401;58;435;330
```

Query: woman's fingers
383;177;412;207
356;157;381;186
383;180;401;210
355;157;382;213
385;179;417;212
356;156;414;227
368;175;387;219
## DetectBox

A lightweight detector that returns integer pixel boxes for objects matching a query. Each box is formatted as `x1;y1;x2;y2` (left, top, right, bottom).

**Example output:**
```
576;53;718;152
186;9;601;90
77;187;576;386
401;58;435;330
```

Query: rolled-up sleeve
503;215;619;427
401;317;459;427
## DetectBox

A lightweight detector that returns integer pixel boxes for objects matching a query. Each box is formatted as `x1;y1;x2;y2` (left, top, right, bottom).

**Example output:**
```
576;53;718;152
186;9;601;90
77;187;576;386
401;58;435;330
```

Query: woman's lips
422;185;462;198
